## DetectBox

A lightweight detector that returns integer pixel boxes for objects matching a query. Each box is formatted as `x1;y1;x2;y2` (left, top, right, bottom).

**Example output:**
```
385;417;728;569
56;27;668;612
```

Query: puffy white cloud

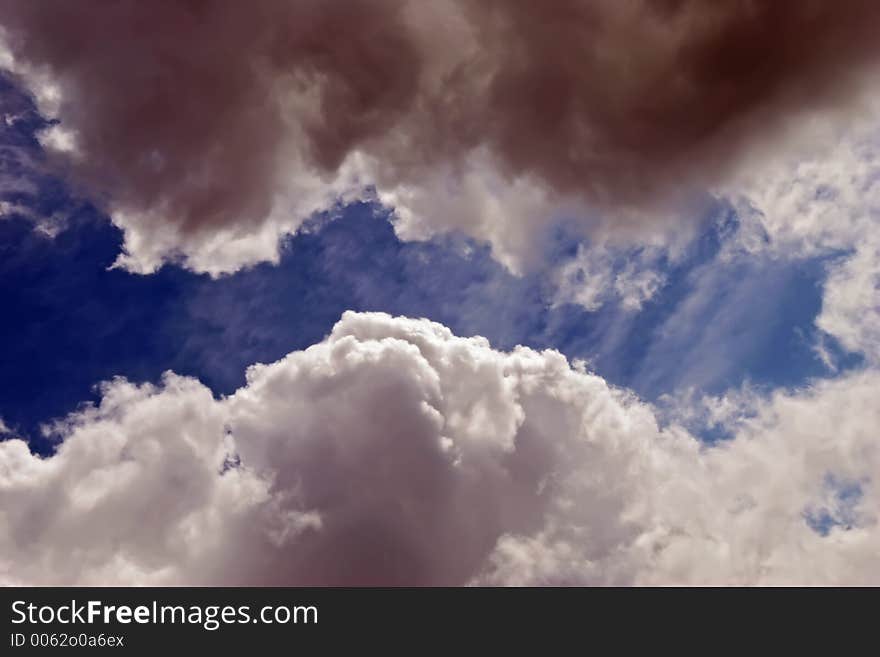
1;312;877;585
0;375;319;585
484;370;880;585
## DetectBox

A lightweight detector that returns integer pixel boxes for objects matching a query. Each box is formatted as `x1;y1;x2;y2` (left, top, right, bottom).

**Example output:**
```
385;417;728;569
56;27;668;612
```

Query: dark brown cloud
0;0;422;237
1;0;879;244
465;0;880;204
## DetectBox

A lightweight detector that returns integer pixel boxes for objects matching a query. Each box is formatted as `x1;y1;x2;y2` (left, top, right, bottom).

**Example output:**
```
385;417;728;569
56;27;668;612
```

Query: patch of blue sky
803;474;865;536
532;208;863;399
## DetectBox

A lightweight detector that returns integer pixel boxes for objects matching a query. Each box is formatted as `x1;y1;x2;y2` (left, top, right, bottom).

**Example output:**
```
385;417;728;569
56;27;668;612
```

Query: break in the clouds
722;117;880;367
2;0;880;272
1;312;877;586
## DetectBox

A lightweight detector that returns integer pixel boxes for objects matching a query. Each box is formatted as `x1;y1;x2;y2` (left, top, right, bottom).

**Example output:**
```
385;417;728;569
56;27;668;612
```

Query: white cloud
481;367;880;585
723;115;880;258
377;148;593;275
553;241;668;312
1;312;877;585
817;244;880;364
0;375;320;585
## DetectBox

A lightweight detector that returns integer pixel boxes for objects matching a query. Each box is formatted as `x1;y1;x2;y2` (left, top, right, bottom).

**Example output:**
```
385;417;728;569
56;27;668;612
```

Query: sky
0;1;879;585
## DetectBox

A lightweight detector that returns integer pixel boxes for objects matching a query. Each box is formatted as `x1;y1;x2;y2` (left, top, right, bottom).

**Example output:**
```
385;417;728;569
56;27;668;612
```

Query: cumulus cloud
1;312;877;585
1;1;879;273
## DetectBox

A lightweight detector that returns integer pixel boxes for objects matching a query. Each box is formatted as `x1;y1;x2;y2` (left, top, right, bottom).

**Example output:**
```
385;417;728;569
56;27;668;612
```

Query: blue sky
0;74;861;452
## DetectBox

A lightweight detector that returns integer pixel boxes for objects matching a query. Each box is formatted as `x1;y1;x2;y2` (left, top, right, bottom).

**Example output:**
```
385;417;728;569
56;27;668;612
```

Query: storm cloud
1;0;879;272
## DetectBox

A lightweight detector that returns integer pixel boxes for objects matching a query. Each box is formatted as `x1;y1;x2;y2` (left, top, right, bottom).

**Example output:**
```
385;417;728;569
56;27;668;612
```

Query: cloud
818;245;880;364
2;311;877;585
1;1;879;273
483;368;880;585
0;374;320;585
553;241;669;312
